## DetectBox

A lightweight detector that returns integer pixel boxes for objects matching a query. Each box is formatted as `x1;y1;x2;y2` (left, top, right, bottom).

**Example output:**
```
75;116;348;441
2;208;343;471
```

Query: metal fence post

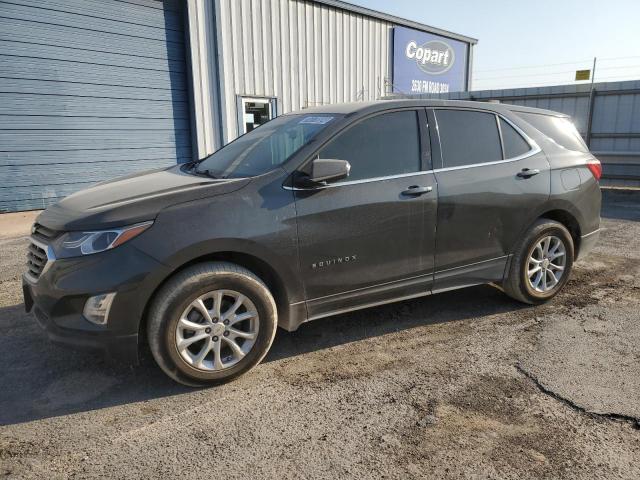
586;57;597;148
586;89;597;148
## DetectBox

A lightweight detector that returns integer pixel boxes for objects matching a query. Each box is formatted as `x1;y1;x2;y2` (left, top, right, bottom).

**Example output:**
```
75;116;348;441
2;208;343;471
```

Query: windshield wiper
181;159;202;174
196;168;218;179
182;160;217;179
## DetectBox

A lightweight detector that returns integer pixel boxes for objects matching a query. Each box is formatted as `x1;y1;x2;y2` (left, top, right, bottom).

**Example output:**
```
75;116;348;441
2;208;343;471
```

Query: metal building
0;0;476;212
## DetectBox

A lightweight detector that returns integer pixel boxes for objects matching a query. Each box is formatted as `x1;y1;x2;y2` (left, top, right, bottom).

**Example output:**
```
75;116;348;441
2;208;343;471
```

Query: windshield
194;114;340;178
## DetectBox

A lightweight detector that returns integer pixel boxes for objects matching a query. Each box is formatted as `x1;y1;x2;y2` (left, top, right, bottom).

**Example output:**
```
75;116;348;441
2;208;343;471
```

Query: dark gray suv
23;100;601;386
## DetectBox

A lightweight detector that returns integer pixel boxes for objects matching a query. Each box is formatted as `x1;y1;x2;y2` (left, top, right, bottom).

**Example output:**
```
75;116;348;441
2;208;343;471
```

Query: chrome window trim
284;144;542;190
496;113;506;157
284;107;426;191
432;107;542;172
284;107;543;191
24;236;56;284
283;169;434;191
433;146;541;173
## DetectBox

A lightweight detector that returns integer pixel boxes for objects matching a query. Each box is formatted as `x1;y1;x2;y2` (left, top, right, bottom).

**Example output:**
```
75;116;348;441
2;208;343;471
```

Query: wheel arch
510;197;585;258
138;246;304;343
536;209;582;257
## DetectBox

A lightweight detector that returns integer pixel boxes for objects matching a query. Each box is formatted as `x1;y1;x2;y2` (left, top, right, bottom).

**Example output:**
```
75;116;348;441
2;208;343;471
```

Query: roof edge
286;99;569;118
311;0;478;45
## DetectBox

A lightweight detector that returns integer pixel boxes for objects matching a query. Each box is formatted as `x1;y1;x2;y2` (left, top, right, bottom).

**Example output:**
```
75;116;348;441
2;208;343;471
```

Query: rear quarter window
499;118;532;159
515;112;588;152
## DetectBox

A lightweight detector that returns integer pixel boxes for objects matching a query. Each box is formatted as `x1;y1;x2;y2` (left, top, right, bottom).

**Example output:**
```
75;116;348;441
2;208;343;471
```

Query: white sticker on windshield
299;116;334;125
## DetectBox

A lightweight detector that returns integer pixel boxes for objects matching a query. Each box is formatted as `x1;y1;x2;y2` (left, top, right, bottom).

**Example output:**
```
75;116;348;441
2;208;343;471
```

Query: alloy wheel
527;235;567;293
175;290;259;371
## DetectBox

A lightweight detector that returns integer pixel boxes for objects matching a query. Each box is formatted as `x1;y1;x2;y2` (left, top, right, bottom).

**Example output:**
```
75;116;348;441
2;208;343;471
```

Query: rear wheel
147;262;277;386
503;219;574;304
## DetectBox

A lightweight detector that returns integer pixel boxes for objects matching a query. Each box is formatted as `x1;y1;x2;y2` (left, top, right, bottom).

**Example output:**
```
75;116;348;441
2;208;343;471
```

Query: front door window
318;110;422;182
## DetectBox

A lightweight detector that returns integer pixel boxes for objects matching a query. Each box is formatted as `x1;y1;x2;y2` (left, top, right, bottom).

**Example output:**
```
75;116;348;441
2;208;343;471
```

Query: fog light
83;293;116;325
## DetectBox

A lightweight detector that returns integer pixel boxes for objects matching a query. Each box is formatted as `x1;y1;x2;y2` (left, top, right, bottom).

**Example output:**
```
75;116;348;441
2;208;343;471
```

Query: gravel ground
1;190;639;479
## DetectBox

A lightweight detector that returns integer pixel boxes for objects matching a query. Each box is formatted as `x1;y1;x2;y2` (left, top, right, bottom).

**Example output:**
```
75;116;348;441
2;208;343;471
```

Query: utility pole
586;57;597;148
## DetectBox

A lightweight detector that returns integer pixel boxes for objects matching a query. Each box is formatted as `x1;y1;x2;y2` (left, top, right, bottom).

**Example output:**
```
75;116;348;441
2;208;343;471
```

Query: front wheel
503;219;574;304
147;262;278;386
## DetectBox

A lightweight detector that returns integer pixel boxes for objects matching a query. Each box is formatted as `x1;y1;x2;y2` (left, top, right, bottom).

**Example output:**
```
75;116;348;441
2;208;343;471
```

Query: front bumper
23;242;171;364
24;283;138;361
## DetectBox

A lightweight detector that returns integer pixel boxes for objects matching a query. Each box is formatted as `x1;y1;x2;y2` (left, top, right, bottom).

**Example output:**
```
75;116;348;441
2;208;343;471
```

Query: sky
349;0;640;90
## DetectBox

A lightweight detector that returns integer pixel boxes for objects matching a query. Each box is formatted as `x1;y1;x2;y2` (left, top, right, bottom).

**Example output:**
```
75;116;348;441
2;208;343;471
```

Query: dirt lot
1;190;639;479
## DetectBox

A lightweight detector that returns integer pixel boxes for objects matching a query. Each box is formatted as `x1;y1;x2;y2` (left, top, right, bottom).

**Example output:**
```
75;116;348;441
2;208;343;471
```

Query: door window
499;117;532;159
318;110;421;182
436;110;502;168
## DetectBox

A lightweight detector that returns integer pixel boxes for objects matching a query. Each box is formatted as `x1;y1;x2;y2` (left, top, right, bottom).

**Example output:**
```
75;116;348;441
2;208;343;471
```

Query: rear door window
515;112;588;152
499;118;532;159
318;110;421;182
435;110;502;168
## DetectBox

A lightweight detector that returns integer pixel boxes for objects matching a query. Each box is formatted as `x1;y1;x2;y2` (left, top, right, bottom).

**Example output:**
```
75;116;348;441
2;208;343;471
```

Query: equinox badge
312;255;358;269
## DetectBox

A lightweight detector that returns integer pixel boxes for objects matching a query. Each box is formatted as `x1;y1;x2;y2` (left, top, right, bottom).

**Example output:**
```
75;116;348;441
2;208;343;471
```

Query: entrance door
430;108;551;289
293;109;438;319
239;97;276;134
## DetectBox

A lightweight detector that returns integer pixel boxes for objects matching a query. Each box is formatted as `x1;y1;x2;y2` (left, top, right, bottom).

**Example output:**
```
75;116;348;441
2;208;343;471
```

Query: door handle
401;185;433;196
517;168;541;178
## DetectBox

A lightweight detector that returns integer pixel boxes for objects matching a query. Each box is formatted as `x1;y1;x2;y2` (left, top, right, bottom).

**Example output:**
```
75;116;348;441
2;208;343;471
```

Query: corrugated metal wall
590;83;640;153
0;0;191;212
391;80;640;186
215;0;393;143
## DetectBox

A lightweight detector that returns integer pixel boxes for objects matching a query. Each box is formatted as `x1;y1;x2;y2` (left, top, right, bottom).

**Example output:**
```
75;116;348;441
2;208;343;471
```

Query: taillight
586;159;602;181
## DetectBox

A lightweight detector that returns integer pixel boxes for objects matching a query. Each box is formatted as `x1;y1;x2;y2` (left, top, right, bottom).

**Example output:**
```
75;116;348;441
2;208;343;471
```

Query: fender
129;236;307;333
159;237;304;305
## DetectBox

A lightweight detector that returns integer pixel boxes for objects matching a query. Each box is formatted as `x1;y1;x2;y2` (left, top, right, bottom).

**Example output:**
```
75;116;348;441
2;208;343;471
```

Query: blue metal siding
0;0;191;212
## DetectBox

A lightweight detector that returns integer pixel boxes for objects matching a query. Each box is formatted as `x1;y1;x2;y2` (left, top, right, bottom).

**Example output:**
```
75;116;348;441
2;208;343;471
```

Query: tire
147;262;278;386
503;219;574;305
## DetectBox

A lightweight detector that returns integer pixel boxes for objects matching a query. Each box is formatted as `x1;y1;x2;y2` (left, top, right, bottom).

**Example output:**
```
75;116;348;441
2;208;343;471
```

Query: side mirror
298;158;351;186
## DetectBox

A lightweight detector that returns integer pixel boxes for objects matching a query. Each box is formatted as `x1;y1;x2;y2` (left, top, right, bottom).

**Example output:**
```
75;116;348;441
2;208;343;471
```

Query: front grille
26;241;49;281
32;223;59;241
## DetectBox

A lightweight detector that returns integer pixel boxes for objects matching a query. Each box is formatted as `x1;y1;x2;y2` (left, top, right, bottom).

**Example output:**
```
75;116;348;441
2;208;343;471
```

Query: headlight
54;221;153;258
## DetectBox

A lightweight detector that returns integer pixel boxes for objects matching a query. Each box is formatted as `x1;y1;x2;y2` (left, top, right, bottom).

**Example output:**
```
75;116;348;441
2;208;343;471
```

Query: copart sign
393;26;468;94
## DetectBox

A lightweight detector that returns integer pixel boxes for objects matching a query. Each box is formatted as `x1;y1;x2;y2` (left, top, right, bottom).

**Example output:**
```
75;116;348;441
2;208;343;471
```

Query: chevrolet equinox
23;100;602;386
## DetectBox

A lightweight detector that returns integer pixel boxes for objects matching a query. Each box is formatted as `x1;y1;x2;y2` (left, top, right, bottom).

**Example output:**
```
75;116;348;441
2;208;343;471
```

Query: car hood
36;165;251;231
